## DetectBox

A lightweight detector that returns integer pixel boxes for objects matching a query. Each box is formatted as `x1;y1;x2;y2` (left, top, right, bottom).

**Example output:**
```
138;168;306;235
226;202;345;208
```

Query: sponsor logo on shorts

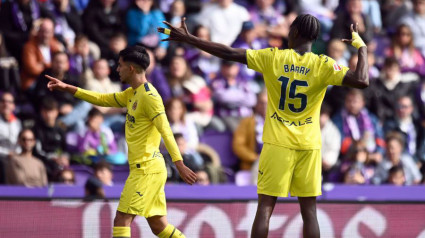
258;170;264;175
136;192;143;197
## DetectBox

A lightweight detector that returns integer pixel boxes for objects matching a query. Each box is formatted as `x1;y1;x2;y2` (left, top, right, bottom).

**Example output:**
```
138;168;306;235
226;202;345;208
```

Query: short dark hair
389;165;404;175
94;161;112;172
119;44;150;71
174;133;184;141
40;96;58;111
290;14;320;41
384;57;399;68
320;103;332;115
87;108;103;119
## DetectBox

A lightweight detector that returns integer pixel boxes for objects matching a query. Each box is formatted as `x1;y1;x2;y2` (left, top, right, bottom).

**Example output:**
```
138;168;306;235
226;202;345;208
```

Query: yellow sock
113;226;131;238
157;224;185;238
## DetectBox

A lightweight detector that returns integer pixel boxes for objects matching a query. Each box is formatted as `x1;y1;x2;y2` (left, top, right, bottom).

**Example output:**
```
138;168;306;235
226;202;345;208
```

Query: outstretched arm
46;75;127;108
158;18;247;64
341;23;369;89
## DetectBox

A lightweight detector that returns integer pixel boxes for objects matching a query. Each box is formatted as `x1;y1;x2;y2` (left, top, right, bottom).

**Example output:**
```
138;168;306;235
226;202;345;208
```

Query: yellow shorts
117;158;167;218
257;143;322;197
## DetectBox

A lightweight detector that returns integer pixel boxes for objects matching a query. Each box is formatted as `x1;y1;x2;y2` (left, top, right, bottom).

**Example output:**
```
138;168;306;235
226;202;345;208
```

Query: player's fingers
350;24;354;33
162;21;175;29
161;38;171;42
341;39;352;42
45;74;58;82
181;17;189;34
355;22;359;33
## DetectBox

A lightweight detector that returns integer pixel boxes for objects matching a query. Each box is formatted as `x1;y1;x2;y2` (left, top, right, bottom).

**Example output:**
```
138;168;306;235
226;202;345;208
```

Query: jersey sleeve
143;93;183;162
74;87;130;108
246;48;276;73
318;55;349;86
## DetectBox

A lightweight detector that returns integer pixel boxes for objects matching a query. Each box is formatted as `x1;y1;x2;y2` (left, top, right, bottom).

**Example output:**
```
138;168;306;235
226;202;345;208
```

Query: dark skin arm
341;23;369;89
158;18;247;64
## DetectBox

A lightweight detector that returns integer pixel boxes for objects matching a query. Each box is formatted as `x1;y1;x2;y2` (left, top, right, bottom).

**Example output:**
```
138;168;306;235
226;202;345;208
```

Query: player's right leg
112;211;135;238
251;194;277;238
147;215;185;238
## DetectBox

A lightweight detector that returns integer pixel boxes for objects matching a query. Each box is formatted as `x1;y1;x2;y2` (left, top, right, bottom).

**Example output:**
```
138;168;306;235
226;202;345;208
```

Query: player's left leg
147;215;185;238
251;194;277;238
112;211;136;238
298;197;320;238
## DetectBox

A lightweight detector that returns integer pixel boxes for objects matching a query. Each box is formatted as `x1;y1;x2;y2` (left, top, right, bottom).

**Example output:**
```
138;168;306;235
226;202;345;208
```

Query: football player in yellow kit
46;45;196;238
159;15;369;238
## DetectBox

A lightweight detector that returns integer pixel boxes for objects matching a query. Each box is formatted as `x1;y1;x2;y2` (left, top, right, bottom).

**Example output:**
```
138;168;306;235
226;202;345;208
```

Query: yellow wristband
351;32;366;49
164;28;171;35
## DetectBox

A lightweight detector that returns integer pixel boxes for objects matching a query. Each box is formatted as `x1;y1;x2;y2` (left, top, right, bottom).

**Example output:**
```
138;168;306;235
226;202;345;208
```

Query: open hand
175;160;197;185
341;23;359;45
157;17;192;42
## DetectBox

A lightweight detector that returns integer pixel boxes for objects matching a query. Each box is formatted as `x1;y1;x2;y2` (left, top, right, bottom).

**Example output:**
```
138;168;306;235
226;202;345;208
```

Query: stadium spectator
164;133;204;183
93;161;114;186
44;0;83;49
0;92;21;157
168;0;185;27
165;98;199;150
78;108;126;165
366;57;417;121
373;132;422;185
0;32;20;94
211;60;257;131
69;35;99;78
84;59;121;92
330;0;374;47
82;0;124;56
233;88;267;171
6;129;48;187
400;0;425;56
332;89;385;162
125;0;168;60
385;24;425;75
387;165;406;186
145;48;171;101
103;33;127;82
320;103;341;177
300;0;337;36
197;0;250;46
185;25;221;82
327;39;348;67
0;0;52;61
341;140;375;184
361;0;382;33
383;96;424;157
20;18;63;91
57;168;75;185
381;0;411;34
84;176;105;201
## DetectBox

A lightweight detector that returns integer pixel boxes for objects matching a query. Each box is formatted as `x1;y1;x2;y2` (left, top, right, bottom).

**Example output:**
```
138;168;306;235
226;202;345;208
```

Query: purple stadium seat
66;132;80;153
69;165;93;186
112;165;129;184
235;170;252;186
199;131;239;169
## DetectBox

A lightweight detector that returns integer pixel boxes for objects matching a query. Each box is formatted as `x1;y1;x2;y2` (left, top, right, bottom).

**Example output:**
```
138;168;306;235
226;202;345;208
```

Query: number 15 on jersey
278;76;308;113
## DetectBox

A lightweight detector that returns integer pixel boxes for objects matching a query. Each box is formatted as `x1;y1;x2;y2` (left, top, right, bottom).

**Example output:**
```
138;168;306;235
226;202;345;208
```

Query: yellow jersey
247;48;349;150
74;82;183;165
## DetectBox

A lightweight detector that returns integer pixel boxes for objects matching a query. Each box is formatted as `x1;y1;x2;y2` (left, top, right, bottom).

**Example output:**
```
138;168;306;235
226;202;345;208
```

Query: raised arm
158;18;247;64
46;75;127;108
341;23;369;89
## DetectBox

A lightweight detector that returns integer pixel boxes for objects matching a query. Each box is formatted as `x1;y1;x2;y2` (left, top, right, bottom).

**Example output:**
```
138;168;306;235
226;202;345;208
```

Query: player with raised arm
159;15;368;238
46;45;196;238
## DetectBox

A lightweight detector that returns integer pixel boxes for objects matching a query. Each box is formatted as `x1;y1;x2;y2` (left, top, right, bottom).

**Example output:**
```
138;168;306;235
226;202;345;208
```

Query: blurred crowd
1;0;425;191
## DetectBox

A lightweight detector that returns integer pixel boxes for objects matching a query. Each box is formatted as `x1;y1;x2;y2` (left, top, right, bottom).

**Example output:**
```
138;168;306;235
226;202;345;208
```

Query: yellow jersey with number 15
247;48;349;150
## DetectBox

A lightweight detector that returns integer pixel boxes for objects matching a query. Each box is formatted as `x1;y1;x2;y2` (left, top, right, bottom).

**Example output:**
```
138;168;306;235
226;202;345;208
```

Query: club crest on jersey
132;100;138;110
333;63;342;71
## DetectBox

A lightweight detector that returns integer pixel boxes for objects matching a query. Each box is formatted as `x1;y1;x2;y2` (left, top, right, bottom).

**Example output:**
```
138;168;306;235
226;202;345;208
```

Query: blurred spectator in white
78;108;126;165
165;98;199;150
362;0;382;33
385;24;425;75
0;0;52;61
82;0;124;56
384;96;424;157
6;129;48;187
332;89;385;162
0;92;21;157
327;39;348;67
57;168;75;185
125;0;168;60
373;132;422;185
320;103;341;175
44;0;83;49
366;57;417;121
197;0;250;46
69;35;100;79
185;25;221;82
20;18;63;91
300;0;337;37
169;0;185;27
233;88;266;171
211;61;257;131
400;0;425;56
84;59;126;133
0;32;20;93
330;0;374;51
386;165;406;186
